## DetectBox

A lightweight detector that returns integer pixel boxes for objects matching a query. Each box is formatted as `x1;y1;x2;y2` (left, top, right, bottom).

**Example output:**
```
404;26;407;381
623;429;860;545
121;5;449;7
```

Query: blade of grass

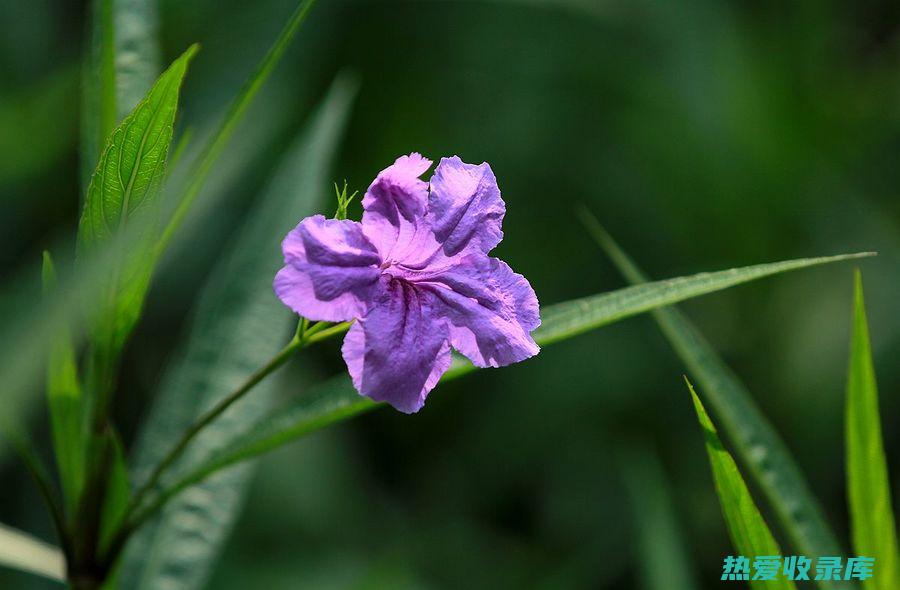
846;271;900;590
580;210;852;590
138;250;871;522
0;523;66;582
687;381;797;590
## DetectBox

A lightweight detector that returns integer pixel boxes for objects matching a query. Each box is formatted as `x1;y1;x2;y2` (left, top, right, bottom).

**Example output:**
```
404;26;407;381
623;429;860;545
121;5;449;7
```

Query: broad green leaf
846;271;900;590
157;0;321;251
688;382;797;590
581;213;852;590
77;45;196;403
81;0;161;192
42;252;86;520
118;75;358;590
620;445;699;590
158;250;870;505
0;523;65;582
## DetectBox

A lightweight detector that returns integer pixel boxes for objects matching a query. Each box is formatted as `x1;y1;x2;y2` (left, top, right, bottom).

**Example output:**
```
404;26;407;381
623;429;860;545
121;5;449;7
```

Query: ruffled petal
426;255;539;368
274;215;381;322
427;156;505;257
341;279;450;413
361;153;433;258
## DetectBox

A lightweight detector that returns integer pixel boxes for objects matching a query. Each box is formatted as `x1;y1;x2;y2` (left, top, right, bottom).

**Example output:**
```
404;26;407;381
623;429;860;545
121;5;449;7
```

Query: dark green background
1;0;898;587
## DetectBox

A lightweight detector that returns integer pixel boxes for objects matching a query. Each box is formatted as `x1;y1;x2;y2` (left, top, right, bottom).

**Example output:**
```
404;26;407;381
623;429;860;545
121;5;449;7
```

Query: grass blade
688;381;797;590
117;75;357;590
581;211;852;589
620;445;700;590
846;271;900;590
42;252;86;520
0;523;65;582
154;248;870;510
81;0;161;192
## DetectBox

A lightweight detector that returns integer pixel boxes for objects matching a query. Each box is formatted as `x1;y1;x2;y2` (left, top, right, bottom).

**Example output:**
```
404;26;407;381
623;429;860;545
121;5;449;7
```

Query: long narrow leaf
118;75;358;590
42;252;86;519
846;271;900;590
688;381;797;590
0;523;65;582
158;250;870;506
581;212;851;590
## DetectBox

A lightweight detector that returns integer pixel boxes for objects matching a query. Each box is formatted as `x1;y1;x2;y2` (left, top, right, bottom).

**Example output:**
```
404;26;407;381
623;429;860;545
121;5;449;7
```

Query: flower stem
124;337;302;521
106;319;351;566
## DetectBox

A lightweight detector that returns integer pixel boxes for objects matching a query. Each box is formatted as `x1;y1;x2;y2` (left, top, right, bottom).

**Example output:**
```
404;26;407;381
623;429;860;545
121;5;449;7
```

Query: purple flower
274;154;540;413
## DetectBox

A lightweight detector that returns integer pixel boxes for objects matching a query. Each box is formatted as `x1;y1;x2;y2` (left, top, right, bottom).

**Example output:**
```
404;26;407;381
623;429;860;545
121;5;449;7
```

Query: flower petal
428;156;505;257
274;215;381;322
341;279;450;413
361;152;432;258
427;255;539;368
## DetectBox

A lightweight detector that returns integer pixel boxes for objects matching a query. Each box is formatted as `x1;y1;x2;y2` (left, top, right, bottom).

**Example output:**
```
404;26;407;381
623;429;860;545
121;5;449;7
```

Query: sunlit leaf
582;212;851;586
687;381;797;590
117;75;358;590
0;523;65;582
846;271;900;590
42;251;86;520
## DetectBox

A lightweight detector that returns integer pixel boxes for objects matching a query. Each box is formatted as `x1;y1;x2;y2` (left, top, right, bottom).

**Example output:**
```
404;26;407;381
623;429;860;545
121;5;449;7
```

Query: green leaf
42;252;86;520
846;271;900;590
619;445;699;590
687;381;797;590
156;249;871;506
0;523;65;582
117;75;358;590
81;0;161;192
581;213;853;590
77;45;197;403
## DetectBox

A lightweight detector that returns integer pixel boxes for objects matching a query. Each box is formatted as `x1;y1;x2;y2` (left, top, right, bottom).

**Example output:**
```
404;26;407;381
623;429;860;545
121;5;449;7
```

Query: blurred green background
1;0;898;588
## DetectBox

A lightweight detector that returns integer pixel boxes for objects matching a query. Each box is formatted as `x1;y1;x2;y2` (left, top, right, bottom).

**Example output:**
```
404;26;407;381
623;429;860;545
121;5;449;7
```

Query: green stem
104;320;350;566
124;336;302;519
